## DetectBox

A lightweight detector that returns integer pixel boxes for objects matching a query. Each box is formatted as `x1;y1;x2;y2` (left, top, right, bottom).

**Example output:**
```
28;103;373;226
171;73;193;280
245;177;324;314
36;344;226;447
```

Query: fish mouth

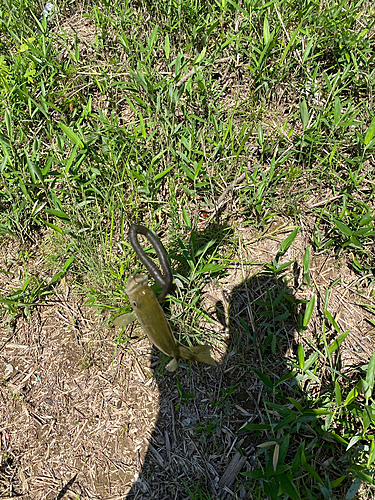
125;274;148;294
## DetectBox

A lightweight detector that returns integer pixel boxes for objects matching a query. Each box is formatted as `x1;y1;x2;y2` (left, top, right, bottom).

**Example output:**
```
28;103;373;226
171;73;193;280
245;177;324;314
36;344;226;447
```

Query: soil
1;219;374;500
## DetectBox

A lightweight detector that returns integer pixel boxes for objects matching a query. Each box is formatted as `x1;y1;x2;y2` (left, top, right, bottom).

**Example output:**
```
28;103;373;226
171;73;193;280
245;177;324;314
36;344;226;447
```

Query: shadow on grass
124;232;301;499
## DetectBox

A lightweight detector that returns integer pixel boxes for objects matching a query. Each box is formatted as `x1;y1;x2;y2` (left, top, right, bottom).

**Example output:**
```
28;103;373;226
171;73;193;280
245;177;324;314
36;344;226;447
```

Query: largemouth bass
114;274;216;372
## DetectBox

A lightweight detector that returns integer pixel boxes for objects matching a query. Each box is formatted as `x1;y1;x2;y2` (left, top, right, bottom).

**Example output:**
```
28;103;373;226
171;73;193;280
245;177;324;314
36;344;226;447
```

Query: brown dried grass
1;214;374;500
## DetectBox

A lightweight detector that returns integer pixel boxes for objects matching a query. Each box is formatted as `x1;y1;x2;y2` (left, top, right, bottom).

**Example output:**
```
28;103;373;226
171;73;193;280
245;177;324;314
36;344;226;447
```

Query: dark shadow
124;227;301;499
56;473;77;500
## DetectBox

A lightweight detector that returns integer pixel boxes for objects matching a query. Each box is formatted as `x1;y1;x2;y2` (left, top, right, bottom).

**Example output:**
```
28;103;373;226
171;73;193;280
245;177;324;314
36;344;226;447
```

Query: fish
114;274;216;372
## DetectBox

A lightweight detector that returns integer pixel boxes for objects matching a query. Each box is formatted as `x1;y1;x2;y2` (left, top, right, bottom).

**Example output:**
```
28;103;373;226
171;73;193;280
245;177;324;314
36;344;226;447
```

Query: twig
308;194;342;208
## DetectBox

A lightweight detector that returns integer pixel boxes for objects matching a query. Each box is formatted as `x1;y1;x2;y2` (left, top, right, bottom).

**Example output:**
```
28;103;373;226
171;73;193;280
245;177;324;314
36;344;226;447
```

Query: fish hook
129;224;173;303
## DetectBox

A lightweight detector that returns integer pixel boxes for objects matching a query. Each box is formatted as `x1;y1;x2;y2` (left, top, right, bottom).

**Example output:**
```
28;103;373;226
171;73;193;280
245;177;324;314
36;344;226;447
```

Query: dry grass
1;217;374;499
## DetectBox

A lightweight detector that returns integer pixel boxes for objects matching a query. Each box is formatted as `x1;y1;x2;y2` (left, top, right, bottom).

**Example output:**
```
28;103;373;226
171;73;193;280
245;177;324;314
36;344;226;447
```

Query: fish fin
113;312;136;328
179;344;217;367
166;358;178;372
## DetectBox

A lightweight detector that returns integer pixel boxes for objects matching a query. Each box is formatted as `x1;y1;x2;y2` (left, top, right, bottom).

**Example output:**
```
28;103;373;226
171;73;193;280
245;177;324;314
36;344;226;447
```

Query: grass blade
278;473;299;500
303;295;315;328
365;352;375;400
300;99;309;128
58;122;84;149
364;116;375;145
328;330;349;354
279;227;300;255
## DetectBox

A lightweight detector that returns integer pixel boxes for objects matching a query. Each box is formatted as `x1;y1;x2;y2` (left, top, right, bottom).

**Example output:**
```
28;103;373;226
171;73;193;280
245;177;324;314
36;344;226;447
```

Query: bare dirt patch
0;291;160;498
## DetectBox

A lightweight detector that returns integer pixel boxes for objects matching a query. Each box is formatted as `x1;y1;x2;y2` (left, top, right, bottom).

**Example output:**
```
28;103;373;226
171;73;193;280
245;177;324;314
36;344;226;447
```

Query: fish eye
132;301;137;308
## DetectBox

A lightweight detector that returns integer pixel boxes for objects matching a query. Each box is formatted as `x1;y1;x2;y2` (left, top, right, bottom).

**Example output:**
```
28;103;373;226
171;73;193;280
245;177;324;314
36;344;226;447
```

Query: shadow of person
123;234;301;499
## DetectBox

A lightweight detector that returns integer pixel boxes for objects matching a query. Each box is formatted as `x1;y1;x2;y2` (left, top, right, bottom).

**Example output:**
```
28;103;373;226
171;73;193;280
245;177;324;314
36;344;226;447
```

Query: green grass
1;0;375;498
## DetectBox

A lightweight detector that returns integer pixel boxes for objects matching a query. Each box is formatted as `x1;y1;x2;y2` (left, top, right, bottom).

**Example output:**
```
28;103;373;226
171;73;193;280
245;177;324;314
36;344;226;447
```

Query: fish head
125;274;152;311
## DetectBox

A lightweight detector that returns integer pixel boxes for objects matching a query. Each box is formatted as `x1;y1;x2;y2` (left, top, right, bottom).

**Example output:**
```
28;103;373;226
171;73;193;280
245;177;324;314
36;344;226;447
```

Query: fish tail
179;344;216;367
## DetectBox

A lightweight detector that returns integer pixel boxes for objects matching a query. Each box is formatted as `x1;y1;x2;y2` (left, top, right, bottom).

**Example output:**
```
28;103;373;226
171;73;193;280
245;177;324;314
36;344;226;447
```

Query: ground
1;220;374;499
1;2;375;499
